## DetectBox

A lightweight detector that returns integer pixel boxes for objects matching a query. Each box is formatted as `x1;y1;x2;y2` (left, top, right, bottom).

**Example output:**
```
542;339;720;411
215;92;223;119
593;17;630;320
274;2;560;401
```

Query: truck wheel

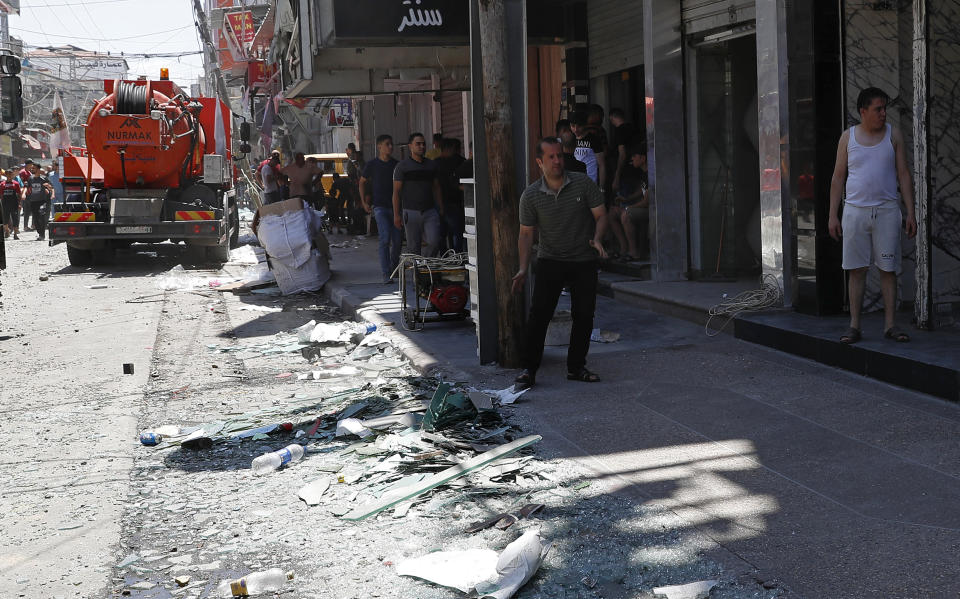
67;244;93;267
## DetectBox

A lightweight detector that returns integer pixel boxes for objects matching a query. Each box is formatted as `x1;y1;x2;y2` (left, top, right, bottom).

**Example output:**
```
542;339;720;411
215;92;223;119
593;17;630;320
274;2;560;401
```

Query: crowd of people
259;135;471;285
1;159;61;242
558;104;649;262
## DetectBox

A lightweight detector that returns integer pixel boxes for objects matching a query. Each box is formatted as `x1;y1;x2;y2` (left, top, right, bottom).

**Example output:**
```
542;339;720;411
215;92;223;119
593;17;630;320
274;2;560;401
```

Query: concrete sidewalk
321;234;960;599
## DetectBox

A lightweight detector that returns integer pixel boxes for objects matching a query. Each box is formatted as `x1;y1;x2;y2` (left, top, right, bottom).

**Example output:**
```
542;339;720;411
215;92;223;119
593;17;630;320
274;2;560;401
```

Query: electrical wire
10;24;196;42
23;45;204;58
704;273;782;337
391;250;469;331
22;0;138;6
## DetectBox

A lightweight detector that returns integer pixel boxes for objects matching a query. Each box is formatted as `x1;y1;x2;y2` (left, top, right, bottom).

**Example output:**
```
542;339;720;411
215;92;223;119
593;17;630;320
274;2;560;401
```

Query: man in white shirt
261;154;281;204
828;87;917;344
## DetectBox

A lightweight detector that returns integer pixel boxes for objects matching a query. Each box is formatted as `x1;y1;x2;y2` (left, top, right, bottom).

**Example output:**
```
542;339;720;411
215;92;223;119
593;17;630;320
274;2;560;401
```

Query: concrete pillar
755;0;795;305
643;0;687;281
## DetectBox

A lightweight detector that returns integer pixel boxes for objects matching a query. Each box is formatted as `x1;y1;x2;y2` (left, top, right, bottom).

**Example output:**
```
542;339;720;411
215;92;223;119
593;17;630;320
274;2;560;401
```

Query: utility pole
190;0;231;104
477;0;524;367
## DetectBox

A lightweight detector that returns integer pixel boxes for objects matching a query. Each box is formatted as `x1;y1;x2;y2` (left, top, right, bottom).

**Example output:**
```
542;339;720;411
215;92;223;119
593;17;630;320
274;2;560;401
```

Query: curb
321;277;474;382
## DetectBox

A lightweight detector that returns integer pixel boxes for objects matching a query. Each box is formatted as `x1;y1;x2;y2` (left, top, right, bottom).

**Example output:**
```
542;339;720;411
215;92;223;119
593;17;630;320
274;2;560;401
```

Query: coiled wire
704;273;782;337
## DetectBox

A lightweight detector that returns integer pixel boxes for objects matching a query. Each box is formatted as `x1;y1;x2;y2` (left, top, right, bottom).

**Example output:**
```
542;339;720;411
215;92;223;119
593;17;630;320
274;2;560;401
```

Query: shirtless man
280;152;323;201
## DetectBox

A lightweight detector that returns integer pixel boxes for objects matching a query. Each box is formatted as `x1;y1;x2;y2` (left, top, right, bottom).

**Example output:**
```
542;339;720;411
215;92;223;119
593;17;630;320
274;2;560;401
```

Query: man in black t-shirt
560;130;587;174
609;108;639;194
434;138;466;252
360;134;402;283
392;132;443;257
24;163;53;240
571;111;605;188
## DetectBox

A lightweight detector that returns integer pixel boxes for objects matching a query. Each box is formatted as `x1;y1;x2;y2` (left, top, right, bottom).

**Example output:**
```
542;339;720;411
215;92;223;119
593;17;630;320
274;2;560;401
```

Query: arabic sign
332;0;468;44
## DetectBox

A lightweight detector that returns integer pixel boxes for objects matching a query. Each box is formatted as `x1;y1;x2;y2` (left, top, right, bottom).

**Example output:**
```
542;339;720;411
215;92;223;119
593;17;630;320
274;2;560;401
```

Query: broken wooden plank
341;435;542;521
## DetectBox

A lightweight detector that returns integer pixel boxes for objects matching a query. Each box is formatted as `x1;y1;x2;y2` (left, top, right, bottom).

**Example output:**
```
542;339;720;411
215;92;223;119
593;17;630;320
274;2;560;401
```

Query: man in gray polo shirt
392;132;443;256
512;137;608;390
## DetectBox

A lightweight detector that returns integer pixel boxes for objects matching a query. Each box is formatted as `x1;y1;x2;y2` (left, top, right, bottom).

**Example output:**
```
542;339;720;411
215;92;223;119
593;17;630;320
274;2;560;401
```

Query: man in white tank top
828;87;917;344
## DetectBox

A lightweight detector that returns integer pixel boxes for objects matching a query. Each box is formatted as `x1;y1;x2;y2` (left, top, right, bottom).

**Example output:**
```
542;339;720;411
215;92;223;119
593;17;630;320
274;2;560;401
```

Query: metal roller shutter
587;0;644;78
682;0;755;36
439;89;464;144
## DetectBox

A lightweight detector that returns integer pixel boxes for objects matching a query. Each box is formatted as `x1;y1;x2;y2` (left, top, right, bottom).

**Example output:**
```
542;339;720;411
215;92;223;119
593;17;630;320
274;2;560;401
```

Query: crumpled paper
396;530;550;599
335;418;372;438
652;580;719;599
481;386;529;405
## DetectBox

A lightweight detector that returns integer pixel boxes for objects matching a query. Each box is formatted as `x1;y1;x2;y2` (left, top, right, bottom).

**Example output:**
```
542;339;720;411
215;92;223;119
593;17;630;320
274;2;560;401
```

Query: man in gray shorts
828;87;917;343
392;132;443;257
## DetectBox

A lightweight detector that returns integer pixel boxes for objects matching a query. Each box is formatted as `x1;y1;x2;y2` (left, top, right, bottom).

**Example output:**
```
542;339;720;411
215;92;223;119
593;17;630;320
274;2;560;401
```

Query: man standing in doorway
512;137;608;390
571;112;605;189
609;108;638;194
360;134;401;283
392;132;443;257
559;130;587;174
828;87;916;343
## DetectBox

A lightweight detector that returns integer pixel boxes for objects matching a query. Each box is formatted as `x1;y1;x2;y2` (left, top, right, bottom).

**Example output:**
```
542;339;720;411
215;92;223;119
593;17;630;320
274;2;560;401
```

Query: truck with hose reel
50;75;246;266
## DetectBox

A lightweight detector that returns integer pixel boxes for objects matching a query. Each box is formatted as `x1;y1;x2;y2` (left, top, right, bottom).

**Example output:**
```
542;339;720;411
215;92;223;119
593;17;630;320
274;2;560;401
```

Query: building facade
591;0;956;329
252;0;956;332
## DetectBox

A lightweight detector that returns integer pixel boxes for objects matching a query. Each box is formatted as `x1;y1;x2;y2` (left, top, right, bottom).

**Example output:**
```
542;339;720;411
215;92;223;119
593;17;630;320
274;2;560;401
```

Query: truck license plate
116;226;152;234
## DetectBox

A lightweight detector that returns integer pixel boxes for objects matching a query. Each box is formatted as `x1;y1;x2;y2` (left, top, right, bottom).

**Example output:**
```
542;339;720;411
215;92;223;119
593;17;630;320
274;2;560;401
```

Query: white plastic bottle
250;444;304;475
217;568;293;597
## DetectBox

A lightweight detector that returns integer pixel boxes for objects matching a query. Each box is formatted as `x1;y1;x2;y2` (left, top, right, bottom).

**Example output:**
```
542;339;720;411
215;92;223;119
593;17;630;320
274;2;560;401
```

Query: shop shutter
681;0;755;36
587;0;644;79
439;89;464;145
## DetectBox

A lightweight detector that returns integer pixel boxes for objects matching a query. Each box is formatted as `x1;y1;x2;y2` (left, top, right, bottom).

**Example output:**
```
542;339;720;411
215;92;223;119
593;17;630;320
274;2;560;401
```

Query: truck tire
67;244;93;267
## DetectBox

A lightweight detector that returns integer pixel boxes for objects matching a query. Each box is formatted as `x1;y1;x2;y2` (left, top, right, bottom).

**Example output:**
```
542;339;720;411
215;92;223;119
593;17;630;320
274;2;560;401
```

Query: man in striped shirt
512;137;608;390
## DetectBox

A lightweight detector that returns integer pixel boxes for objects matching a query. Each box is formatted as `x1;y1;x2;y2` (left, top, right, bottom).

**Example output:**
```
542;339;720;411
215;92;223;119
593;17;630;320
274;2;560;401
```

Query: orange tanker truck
50;74;247;266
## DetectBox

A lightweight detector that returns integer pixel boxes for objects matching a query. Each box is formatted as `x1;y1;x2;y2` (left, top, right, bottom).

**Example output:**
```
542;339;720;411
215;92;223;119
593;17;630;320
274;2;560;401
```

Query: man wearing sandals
828;87;917;344
512;137;608;390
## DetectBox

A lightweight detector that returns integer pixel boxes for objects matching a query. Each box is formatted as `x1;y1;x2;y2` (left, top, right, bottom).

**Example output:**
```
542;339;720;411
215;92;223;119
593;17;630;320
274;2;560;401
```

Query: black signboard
332;0;469;45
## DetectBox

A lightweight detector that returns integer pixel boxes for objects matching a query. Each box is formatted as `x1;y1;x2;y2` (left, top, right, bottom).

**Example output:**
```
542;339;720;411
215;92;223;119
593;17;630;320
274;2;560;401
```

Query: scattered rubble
115;251;783;599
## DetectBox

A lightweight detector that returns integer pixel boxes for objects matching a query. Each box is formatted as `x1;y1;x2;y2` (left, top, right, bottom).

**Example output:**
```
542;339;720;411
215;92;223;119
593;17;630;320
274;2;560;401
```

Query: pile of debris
137;319;554;598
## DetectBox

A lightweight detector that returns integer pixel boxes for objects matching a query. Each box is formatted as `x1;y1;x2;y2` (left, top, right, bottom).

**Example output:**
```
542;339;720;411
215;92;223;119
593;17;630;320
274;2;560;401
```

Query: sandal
884;326;910;342
567;367;601;382
840;327;861;344
514;369;536;391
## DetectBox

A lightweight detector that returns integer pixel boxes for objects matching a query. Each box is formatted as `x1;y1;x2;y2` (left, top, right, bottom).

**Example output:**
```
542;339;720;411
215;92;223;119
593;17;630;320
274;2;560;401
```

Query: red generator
399;254;470;331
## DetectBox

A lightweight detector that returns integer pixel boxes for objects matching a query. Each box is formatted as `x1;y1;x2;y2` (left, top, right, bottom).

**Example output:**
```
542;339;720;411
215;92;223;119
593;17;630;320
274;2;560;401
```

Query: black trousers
29;202;48;237
522;258;598;374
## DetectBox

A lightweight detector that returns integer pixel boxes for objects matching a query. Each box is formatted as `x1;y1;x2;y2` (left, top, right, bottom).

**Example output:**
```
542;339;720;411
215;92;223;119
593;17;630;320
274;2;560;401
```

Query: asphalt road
0;237;167;598
4;233;959;599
